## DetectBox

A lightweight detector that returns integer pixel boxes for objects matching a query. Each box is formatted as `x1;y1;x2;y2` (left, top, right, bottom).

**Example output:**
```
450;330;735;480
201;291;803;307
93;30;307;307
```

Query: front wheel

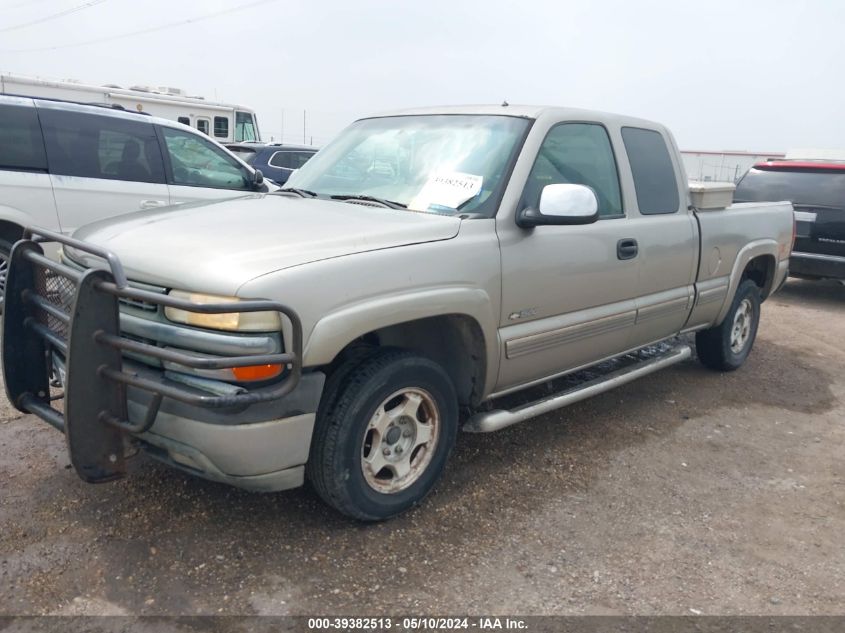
307;350;458;521
696;279;761;371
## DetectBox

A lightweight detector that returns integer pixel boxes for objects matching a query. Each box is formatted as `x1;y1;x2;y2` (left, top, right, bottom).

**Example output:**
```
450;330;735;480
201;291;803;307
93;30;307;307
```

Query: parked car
3;105;794;521
226;142;317;185
0;94;272;304
734;160;845;280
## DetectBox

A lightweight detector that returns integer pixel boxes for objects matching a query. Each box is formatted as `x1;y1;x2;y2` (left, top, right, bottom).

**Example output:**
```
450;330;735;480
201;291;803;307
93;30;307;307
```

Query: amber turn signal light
231;364;283;382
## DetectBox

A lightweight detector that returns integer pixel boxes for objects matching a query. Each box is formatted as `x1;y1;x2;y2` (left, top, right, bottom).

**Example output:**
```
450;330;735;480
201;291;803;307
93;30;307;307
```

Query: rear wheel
696;279;761;371
307;349;458;521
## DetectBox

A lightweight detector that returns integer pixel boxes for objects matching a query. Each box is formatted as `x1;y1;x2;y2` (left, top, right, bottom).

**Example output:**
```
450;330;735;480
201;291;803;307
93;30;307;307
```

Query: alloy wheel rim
730;298;753;353
0;252;8;306
361;387;440;494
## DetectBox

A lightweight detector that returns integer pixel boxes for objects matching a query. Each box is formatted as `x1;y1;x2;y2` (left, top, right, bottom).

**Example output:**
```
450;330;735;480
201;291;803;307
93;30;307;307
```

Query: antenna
501;99;509;107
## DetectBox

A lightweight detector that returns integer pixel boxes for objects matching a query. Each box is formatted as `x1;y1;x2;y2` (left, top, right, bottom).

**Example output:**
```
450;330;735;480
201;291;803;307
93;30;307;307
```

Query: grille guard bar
2;227;303;483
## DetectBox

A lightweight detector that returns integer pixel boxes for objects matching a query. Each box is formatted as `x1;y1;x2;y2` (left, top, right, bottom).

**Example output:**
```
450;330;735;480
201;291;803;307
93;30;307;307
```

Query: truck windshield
285;114;531;216
235;111;258;142
735;166;845;208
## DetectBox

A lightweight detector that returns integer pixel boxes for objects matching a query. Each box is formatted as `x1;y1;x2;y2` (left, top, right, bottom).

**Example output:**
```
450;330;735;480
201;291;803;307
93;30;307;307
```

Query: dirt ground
0;278;843;617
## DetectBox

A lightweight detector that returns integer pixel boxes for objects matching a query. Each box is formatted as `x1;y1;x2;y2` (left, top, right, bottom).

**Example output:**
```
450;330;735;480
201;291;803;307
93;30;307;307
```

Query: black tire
696;279;761;371
307;349;458;521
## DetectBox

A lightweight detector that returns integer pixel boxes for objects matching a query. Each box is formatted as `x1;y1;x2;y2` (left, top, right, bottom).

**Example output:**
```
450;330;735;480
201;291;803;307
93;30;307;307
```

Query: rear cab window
0;103;47;172
621;127;680;214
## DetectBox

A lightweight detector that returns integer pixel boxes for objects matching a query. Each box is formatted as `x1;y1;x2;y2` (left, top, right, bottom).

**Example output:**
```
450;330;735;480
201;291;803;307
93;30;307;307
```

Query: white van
0;95;272;303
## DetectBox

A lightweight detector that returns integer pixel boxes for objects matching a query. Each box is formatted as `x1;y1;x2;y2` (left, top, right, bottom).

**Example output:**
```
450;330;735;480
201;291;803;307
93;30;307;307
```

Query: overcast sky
1;0;843;151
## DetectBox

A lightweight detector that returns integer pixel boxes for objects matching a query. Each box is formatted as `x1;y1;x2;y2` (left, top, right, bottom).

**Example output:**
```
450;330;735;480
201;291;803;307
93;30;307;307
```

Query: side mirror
516;183;599;228
251;169;265;189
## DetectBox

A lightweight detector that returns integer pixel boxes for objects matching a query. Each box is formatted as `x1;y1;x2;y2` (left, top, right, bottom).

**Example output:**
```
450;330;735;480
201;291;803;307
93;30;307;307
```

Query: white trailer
0;73;261;143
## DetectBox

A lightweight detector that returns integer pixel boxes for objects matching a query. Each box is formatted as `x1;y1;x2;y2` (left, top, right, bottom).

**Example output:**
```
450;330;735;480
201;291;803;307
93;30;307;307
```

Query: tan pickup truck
2;105;795;520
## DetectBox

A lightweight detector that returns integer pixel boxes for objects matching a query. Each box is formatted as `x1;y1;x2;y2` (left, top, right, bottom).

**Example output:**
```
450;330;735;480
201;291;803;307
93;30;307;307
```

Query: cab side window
39;109;165;183
524;123;623;217
621;127;680;214
160;126;251;190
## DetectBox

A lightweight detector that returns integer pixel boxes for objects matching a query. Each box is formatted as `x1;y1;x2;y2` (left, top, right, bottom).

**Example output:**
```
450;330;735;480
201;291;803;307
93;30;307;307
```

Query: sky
1;0;843;151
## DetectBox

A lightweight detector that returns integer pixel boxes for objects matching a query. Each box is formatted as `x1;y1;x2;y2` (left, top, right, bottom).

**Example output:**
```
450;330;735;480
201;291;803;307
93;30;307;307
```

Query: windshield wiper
277;187;318;198
331;194;407;209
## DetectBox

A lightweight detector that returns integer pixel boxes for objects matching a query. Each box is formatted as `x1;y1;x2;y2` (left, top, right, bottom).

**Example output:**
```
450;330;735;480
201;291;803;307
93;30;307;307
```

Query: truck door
38;105;170;234
618;127;698;348
496;121;640;391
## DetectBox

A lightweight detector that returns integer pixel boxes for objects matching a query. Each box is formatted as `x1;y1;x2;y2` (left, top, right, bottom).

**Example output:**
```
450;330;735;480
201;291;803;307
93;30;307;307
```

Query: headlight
164;290;282;332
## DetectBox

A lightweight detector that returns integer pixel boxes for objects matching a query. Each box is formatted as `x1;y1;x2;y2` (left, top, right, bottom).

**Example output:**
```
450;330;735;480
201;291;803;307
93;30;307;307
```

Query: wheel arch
305;289;498;406
0;218;25;245
714;240;779;325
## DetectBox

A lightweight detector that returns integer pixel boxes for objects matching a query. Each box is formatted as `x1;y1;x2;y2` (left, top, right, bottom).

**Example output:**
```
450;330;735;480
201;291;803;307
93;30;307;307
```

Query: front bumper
126;364;324;491
2;227;308;489
790;251;845;280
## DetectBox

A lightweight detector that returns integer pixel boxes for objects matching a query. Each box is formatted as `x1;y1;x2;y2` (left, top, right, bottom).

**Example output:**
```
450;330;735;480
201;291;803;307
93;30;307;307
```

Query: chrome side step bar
464;344;692;433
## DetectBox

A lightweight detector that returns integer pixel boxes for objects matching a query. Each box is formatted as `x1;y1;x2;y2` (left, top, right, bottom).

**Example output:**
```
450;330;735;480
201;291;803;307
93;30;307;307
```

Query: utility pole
303;110;307;144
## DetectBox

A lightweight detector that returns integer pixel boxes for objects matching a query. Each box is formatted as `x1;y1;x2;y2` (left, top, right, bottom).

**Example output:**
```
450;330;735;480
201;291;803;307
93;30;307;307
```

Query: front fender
304;286;500;396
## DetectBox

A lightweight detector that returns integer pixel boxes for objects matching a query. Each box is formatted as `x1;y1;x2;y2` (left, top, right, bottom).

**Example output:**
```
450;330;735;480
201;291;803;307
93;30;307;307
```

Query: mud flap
64;268;128;483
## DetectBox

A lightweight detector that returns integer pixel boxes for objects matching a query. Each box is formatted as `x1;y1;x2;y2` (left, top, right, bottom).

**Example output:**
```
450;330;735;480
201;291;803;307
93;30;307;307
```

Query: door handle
617;238;638;260
140;199;168;209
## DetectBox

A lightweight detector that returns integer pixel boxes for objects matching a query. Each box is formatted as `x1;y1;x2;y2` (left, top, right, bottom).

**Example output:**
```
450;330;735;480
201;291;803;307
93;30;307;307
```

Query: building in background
681;150;785;183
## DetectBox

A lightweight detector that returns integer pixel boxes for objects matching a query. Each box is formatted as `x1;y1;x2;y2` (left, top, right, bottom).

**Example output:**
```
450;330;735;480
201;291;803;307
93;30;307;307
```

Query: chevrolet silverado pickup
2;105;795;520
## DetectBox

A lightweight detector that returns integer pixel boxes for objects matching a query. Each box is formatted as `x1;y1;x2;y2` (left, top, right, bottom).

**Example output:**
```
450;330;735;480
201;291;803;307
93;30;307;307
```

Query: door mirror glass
517;183;599;228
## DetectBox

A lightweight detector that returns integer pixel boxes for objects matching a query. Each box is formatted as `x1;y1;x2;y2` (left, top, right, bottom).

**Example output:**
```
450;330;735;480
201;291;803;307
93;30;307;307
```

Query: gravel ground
0;278;843;616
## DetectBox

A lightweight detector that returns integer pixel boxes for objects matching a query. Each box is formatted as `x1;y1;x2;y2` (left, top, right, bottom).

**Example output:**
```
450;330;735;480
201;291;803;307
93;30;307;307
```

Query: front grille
34;269;76;340
118;296;159;312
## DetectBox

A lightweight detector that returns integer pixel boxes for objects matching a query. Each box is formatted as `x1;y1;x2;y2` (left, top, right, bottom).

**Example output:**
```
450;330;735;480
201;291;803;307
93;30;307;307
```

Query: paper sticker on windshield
409;172;483;212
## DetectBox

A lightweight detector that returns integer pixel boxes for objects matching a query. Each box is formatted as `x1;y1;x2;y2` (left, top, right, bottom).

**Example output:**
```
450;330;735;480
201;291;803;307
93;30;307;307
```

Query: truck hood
68;194;461;293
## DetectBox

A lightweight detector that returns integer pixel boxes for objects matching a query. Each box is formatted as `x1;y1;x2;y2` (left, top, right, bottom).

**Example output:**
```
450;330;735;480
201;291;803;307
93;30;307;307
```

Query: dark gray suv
735;160;845;280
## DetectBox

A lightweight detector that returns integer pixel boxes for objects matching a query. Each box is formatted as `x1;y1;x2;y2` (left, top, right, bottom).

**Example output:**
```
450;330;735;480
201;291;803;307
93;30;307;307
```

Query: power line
0;0;111;34
5;0;58;10
4;0;60;11
1;0;280;52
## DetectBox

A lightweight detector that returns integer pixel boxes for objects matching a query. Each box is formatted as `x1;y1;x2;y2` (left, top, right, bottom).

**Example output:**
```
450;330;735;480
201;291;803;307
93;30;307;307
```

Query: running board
464;344;692;433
